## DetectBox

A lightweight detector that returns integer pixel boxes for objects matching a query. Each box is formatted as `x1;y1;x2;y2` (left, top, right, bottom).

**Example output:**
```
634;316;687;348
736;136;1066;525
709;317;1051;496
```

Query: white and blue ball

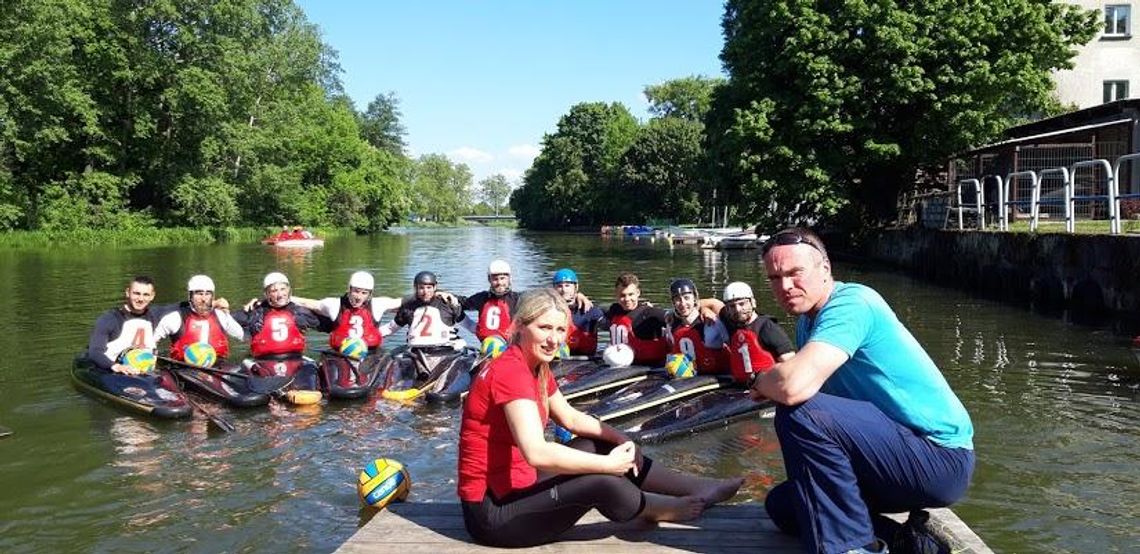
357;458;411;509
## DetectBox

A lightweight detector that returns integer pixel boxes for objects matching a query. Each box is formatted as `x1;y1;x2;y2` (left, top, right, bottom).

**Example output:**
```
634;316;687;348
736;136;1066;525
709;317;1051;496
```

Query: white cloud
498;168;524;181
506;144;541;161
448;146;494;164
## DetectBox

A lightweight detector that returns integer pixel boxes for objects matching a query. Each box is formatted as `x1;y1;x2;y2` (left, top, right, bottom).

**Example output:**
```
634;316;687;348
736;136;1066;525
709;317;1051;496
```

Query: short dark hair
762;228;829;264
130;275;156;287
614;272;640;289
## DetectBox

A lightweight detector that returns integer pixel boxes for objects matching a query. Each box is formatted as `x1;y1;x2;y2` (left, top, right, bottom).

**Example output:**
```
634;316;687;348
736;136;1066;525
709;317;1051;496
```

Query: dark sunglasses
761;231;823;256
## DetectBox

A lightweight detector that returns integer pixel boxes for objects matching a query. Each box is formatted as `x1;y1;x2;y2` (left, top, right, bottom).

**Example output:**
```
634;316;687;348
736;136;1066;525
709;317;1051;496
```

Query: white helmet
487;260;511;276
723;281;754;302
187;275;215;292
263;271;289;289
602;344;635;368
348;271;374;291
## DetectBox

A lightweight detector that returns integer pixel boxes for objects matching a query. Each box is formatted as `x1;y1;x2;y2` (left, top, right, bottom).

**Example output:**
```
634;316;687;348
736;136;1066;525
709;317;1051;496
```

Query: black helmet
670;278;698;298
413;271;437;286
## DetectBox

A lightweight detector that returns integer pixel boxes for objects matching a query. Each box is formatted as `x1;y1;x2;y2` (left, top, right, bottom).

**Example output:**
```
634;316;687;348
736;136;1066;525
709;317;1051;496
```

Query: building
1053;1;1138;108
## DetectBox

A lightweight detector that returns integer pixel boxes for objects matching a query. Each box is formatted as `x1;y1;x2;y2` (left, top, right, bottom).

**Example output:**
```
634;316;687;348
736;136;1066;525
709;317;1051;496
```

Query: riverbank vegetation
0;226;357;249
0;0;508;238
511;1;1102;231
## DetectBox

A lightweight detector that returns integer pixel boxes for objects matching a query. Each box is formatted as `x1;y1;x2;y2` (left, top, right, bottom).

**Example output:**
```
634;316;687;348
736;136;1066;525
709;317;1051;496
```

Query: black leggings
461;438;656;548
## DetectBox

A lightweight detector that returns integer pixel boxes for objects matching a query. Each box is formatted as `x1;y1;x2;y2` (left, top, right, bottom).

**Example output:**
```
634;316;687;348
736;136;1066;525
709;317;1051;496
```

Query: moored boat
71;355;192;419
261;227;324;248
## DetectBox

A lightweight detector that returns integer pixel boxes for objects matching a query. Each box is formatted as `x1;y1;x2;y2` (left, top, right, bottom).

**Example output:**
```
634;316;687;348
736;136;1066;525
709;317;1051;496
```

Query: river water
0;227;1137;553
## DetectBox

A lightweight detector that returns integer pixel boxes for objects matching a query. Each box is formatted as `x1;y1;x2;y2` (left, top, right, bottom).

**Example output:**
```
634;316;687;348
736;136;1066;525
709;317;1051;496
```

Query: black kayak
585;374;726;422
551;357;600;379
559;364;659;401
317;350;386;400
625;390;775;443
161;358;271;408
373;346;478;403
71;355;192;419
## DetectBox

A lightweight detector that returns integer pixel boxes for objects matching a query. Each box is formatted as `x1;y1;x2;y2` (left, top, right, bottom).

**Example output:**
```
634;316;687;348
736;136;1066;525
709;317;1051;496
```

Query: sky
296;1;727;184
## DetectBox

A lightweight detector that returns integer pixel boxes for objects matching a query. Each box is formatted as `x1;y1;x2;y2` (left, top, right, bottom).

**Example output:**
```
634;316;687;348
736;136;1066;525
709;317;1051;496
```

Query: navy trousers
765;393;974;554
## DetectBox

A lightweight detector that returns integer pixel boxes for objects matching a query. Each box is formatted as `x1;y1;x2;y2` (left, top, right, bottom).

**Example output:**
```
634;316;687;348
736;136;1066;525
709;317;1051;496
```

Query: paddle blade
247;375;294;395
380;386;425;401
286;390;323;405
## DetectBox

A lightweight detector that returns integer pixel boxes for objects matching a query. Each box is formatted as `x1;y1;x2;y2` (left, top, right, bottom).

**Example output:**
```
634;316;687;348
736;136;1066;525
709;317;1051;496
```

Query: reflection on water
0;228;1139;553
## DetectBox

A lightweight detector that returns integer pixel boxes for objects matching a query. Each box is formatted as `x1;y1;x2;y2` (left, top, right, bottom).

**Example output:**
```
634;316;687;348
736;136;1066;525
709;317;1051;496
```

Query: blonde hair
510;288;571;406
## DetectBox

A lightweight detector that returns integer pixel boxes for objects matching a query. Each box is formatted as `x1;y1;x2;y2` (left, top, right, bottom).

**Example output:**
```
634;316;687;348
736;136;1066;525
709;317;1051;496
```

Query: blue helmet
552;268;578;285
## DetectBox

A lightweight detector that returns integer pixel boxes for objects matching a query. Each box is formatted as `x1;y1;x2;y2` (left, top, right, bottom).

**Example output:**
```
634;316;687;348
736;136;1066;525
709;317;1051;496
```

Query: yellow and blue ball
664;353;696;379
357;458;411;509
183;343;217;368
481;335;508;360
553;343;570;360
120;349;156;373
339;337;368;360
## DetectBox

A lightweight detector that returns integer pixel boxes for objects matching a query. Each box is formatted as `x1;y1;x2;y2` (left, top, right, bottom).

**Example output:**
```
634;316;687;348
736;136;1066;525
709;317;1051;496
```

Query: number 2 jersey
391;296;468;348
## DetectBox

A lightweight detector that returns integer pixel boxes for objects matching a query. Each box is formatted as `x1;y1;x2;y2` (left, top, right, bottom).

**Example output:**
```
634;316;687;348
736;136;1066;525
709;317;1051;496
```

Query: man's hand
111;363;140;376
576;293;593;312
436;291;461;308
213;297;230;311
242;297;260;311
747;372;767;402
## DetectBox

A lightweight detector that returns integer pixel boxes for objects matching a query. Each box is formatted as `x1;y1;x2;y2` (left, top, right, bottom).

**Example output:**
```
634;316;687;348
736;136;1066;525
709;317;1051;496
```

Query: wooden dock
336;502;992;553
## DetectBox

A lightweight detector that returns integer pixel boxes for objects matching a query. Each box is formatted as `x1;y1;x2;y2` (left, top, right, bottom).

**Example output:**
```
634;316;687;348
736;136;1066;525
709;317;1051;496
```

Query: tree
615;118;705;224
359;91;407;156
411;154;472;222
644;75;725;122
707;0;1101;229
477;174;512;215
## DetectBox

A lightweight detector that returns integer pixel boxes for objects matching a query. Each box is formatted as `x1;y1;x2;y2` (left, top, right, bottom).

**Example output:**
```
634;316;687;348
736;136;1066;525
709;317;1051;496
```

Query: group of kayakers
82;226;975;554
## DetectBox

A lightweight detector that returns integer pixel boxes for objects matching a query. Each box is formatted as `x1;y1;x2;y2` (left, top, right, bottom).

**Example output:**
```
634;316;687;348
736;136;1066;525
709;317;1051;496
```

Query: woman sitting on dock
457;288;742;548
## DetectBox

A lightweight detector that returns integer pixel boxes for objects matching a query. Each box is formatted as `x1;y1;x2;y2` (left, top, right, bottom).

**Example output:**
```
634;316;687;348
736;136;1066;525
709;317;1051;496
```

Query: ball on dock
183;343;217;368
664;353;695;379
602;344;634;368
357;458;411;509
120;349;156;373
480;335;508;360
339;337;368;360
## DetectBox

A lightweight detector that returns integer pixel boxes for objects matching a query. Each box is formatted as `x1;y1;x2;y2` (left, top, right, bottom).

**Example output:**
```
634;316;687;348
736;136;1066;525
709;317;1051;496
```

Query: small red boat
262;227;325;248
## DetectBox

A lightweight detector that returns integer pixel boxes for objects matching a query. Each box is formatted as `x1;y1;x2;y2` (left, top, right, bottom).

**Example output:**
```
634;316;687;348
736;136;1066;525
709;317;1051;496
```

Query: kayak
551;357;600;379
242;356;322;403
585;374;726;422
624;390;775;443
71;355;192;419
373;346;478;403
161;358;271;408
317;350;385;400
558;364;658;401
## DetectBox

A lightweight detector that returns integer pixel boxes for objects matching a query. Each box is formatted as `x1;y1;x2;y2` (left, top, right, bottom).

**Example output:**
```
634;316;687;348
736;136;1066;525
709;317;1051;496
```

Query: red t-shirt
457;344;558;502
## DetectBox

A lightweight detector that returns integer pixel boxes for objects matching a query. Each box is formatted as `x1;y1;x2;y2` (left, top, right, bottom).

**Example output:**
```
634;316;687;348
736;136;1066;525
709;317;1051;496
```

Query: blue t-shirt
796;282;974;449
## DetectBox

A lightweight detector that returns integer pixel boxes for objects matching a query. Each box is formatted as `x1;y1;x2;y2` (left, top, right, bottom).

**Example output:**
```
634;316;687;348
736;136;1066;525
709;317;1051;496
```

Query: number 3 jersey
392;296;468;347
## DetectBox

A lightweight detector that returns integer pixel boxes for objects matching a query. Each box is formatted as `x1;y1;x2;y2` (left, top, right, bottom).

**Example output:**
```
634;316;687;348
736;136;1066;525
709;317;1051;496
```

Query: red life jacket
566;318;598;356
475;296;513;342
670;320;727;374
329;297;382;349
171;309;230;360
727;319;777;384
250;307;306;357
608;310;668;365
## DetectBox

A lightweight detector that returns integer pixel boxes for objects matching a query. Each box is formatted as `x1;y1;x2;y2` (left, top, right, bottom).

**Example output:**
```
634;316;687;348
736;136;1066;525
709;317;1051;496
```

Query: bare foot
698;477;744;508
640;493;705;523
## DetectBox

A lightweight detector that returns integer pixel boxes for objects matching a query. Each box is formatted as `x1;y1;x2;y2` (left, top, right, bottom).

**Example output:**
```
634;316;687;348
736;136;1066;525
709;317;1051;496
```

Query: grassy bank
0;226;358;249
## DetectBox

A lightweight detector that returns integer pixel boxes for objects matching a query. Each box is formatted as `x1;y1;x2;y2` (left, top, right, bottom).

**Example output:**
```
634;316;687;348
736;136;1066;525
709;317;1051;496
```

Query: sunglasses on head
761;231;823;256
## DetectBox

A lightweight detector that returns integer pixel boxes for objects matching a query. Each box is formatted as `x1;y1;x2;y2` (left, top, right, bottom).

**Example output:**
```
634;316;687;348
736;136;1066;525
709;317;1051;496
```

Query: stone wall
865;229;1140;315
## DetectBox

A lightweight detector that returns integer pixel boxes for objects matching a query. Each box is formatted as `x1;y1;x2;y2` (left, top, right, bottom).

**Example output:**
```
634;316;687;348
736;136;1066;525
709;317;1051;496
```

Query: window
1104;80;1130;103
1104;5;1131;36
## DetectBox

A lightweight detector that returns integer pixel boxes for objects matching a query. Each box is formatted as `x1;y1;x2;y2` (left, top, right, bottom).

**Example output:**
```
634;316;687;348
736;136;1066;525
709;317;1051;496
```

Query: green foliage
707;0;1101;229
410;154;472;223
359;92;408;156
644;75;725;122
0;0;414;233
615;118;705;224
477;174;513;215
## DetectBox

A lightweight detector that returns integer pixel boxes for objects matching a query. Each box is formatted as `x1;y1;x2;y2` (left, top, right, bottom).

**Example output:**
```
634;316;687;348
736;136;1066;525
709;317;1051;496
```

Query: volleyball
480;335;508;359
339;337;368;360
602;344;634;368
183;343;217;368
665;353;696;379
357;458;411;509
120;349;156;373
553;343;570;360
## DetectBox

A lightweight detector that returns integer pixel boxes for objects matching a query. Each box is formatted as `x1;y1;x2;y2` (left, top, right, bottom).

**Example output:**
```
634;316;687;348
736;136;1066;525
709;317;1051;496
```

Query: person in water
232;272;322;388
155;274;244;362
753;228;975;554
665;278;731;374
457;288;743;548
381;271;470;378
87;275;174;375
718;281;795;383
454;260;521;342
552;268;604;356
602;272;669;365
291;271;401;352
